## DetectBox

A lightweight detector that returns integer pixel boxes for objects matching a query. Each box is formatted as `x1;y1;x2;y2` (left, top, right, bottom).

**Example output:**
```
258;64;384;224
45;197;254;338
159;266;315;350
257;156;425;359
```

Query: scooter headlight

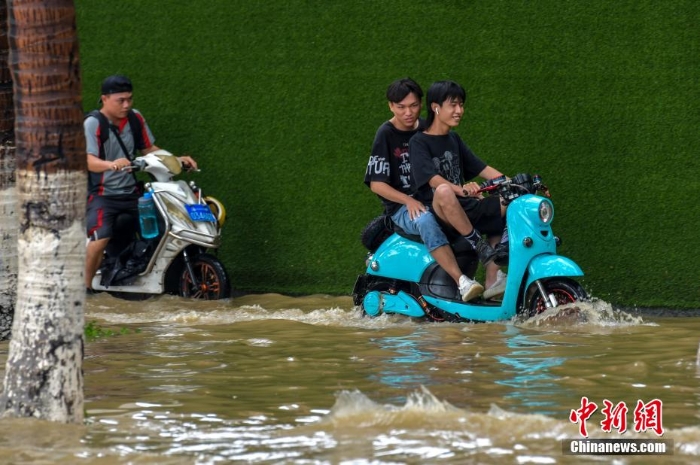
538;199;553;224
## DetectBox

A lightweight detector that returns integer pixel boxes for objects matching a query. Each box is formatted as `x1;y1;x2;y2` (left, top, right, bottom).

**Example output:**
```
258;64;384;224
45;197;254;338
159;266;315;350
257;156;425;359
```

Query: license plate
186;204;217;223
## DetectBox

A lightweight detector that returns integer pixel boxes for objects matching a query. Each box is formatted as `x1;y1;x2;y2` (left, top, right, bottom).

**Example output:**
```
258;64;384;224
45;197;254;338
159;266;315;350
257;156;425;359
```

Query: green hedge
75;0;700;308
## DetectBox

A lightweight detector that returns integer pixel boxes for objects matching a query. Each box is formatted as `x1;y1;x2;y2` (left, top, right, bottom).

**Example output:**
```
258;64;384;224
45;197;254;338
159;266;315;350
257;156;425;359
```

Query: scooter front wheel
523;278;588;318
179;254;231;300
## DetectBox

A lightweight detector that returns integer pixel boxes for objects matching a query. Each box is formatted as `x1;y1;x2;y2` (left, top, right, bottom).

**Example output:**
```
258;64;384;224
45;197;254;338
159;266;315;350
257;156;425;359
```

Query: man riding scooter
410;80;510;300
364;78;492;302
84;75;197;293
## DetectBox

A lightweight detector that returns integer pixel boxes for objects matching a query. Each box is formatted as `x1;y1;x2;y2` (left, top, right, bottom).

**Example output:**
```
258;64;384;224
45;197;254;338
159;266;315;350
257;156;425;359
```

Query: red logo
633;399;664;436
569;397;598;437
570;398;664;437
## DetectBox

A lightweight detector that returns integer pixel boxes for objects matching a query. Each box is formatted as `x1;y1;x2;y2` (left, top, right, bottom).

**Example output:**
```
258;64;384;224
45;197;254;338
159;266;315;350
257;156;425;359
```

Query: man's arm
456;136;503;195
140;145;160;155
370;181;426;220
459;167;505;197
87;153;131;173
479;166;504;180
428;174;467;197
84;116;130;173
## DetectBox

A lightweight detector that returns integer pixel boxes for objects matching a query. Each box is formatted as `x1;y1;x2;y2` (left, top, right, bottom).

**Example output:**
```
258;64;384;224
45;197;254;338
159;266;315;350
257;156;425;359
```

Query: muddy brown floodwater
1;293;699;464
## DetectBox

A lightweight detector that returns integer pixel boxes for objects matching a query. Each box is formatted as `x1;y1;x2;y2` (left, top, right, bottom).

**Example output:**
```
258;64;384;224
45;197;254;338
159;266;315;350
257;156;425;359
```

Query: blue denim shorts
391;205;449;252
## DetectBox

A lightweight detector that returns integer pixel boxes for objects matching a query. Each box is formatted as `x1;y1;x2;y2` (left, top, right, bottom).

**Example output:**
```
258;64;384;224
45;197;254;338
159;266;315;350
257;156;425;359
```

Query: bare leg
484;235;501;288
430;245;463;284
432;244;483;301
85;238;109;288
432;183;497;268
485;201;509;288
431;184;475;235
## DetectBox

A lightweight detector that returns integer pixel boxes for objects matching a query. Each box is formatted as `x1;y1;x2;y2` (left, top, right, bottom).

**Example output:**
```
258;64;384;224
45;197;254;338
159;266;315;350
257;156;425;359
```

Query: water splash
314;385;591;455
516;298;645;331
331;385;459;415
87;293;421;330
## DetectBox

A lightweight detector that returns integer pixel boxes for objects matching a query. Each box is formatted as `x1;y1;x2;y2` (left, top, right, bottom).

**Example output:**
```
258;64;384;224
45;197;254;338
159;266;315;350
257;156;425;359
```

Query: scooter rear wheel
524;278;588;318
179;254;231;300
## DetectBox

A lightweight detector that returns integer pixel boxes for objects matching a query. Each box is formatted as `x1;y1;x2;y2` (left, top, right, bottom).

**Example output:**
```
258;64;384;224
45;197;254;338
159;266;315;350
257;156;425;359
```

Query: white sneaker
483;270;507;300
459;275;484;302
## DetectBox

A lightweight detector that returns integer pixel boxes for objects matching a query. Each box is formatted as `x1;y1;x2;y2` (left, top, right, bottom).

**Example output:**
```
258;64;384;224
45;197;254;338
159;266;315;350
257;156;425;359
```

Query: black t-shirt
364;119;427;215
409;131;487;203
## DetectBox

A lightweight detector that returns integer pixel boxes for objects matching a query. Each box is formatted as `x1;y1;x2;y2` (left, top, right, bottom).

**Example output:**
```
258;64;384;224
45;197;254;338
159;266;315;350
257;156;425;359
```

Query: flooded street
1;293;700;464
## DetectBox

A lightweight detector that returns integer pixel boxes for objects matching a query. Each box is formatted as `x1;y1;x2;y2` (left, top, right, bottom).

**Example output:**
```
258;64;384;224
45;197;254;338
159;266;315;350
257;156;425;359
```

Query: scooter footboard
525;255;583;289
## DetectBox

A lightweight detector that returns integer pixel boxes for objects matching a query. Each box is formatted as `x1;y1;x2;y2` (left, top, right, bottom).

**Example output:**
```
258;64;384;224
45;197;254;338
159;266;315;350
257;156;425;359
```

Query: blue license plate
186;204;217;223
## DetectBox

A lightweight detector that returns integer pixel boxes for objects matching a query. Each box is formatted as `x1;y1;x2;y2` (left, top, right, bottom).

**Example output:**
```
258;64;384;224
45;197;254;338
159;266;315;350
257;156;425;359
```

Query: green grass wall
75;0;700;308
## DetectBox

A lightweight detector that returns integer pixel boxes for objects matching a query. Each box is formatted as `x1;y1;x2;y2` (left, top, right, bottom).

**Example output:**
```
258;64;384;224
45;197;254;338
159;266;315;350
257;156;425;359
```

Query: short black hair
386;77;423;103
425;80;466;127
101;75;133;95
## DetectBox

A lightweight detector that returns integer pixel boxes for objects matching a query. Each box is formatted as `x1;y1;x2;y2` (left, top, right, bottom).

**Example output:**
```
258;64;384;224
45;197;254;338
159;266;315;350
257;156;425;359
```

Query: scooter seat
105;212;139;255
392;222;423;243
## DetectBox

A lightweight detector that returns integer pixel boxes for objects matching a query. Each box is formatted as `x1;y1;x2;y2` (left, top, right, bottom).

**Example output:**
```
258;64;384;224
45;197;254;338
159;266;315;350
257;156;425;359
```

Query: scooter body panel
366;234;433;282
363;290;425;318
422;295;513;321
525;255;584;289
91;234;190;293
152;181;221;248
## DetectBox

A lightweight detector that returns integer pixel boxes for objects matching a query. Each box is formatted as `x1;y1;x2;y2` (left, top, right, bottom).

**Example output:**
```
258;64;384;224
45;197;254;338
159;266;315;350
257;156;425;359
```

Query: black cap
100;75;133;95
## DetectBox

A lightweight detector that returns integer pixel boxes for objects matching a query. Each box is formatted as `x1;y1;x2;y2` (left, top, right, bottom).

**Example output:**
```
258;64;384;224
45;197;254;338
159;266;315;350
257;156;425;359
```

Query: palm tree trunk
0;0;18;340
1;0;86;423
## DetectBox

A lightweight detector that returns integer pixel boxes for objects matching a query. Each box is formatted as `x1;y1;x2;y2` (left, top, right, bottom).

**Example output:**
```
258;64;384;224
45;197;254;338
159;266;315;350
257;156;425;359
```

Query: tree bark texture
0;0;13;142
0;149;17;342
1;0;86;423
0;0;17;340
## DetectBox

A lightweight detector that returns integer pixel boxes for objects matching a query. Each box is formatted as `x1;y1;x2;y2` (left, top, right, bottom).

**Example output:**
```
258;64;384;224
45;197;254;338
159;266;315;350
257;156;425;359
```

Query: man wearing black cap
84;74;198;291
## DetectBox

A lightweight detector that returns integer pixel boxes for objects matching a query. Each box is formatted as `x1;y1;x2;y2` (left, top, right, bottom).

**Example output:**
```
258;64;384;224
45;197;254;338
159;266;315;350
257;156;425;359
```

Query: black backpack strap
126;110;145;151
109;124;135;161
85;110;110;160
106;121;140;188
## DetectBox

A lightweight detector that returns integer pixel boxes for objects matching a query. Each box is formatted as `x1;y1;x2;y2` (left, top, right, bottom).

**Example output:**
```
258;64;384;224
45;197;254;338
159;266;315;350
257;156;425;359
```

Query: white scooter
91;150;230;300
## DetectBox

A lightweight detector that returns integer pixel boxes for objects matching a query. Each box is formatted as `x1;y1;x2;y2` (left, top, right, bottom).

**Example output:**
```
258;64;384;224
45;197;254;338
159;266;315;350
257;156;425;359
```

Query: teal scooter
352;174;588;322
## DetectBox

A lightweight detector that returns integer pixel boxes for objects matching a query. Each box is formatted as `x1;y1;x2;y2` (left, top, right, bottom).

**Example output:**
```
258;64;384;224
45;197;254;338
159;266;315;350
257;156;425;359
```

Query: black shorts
86;194;139;241
458;195;504;236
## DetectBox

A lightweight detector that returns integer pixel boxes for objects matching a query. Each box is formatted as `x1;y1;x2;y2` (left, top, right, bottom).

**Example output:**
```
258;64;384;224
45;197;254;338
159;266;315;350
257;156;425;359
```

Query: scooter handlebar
125;156;200;173
181;160;200;172
478;175;508;192
128;158;147;171
477;173;550;201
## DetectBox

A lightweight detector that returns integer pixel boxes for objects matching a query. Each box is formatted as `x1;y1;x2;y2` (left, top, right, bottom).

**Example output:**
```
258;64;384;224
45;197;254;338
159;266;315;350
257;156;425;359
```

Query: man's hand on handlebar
109;157;131;172
178;155;198;171
462;182;483;198
478;175;508;191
